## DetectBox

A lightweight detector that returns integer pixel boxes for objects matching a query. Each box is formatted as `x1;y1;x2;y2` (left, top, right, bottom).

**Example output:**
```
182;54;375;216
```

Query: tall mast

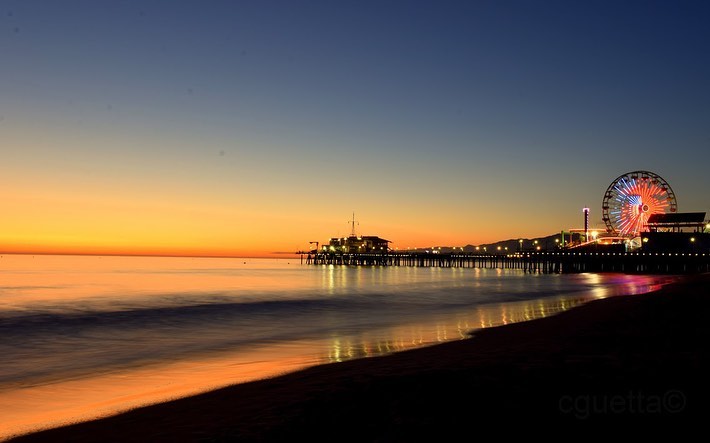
350;212;358;237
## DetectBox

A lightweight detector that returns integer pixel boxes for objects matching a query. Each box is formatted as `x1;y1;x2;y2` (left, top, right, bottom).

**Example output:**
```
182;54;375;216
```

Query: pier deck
299;251;710;274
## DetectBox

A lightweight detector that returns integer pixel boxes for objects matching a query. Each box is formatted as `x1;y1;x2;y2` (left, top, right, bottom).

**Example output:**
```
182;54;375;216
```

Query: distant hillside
409;233;584;254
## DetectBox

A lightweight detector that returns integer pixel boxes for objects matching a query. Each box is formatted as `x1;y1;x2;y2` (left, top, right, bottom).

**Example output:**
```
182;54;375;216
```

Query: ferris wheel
601;170;677;236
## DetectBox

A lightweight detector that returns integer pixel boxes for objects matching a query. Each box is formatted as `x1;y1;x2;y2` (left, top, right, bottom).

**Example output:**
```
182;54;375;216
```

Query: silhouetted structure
646;212;706;233
641;212;709;253
299;250;710;274
326;235;391;253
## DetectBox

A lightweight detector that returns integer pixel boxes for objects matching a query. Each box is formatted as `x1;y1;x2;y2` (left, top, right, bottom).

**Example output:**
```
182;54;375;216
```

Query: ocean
0;254;675;439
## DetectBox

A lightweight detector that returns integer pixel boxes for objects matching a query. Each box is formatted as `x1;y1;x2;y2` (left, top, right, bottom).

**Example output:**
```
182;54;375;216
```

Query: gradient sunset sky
2;0;709;257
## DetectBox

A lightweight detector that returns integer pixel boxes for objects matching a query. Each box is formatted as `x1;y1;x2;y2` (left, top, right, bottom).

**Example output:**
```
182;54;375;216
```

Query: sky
1;0;709;257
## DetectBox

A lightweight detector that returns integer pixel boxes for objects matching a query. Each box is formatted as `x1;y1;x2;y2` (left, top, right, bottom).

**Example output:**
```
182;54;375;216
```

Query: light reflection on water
324;291;588;363
0;255;676;440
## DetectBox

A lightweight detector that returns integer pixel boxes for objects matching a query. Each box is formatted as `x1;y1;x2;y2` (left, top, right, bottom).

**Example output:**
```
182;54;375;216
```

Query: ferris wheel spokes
601;170;677;236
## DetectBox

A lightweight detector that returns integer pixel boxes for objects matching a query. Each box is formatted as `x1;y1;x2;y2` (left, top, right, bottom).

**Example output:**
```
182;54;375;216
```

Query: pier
299;251;710;274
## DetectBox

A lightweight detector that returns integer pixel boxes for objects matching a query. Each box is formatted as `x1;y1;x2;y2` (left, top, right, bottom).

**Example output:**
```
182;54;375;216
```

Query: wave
0;295;449;386
0;283;584;335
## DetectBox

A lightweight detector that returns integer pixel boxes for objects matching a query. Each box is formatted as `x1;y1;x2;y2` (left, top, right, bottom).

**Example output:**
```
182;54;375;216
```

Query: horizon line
0;251;298;260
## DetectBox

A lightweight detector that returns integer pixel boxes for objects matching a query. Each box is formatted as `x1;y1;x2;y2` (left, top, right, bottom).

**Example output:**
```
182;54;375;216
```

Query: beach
9;272;708;441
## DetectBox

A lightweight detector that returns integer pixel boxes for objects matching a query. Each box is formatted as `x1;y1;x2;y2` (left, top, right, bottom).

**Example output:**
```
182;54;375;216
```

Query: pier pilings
299;251;710;274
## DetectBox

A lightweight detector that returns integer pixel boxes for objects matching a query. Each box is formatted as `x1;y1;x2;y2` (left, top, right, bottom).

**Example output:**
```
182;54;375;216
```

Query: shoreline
10;273;710;441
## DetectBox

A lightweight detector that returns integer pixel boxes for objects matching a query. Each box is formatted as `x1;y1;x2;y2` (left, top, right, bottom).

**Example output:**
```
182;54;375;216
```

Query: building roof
361;236;391;242
329;235;391;243
647;212;706;225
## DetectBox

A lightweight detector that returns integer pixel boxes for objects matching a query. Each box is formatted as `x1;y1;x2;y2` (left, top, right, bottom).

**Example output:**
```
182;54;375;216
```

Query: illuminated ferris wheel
602;170;677;237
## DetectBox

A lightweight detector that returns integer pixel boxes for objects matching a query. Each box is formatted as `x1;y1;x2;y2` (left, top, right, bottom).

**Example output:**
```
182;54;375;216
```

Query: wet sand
10;273;710;441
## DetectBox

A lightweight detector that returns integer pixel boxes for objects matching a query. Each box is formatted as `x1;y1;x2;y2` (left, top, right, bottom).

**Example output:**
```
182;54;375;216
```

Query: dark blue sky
2;0;709;252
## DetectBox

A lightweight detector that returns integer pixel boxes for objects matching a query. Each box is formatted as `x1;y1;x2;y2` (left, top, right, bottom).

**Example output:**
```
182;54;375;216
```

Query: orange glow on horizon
1;178;560;257
0;245;287;259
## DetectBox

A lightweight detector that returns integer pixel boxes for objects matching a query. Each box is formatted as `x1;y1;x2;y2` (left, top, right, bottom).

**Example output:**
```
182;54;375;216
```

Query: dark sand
11;273;710;441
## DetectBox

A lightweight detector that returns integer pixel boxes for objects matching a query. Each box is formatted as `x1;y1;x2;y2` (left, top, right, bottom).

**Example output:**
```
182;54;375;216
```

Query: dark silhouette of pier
299;251;710;274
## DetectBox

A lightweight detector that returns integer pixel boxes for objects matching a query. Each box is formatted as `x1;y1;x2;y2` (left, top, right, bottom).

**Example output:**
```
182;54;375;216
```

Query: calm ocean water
0;254;675;439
